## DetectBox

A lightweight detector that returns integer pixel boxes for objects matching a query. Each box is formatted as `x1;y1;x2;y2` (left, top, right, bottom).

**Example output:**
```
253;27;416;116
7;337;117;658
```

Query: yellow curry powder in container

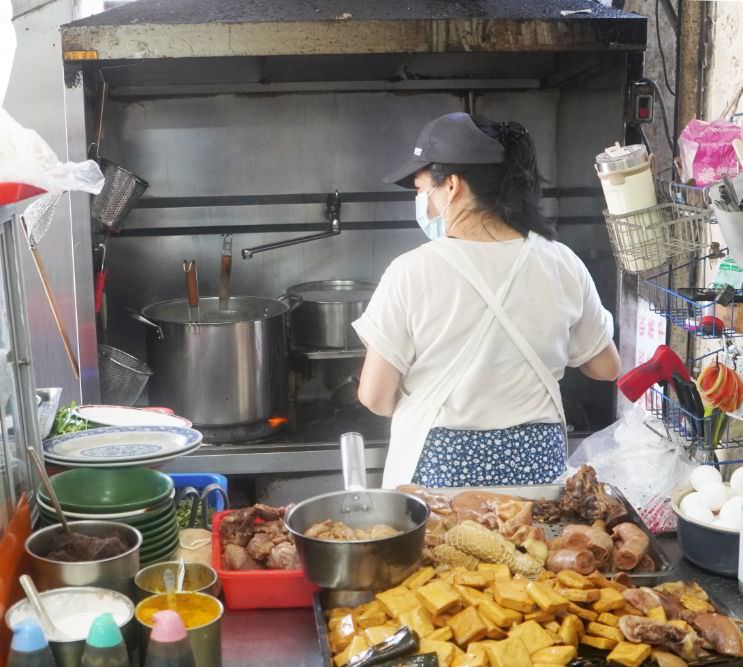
136;592;223;667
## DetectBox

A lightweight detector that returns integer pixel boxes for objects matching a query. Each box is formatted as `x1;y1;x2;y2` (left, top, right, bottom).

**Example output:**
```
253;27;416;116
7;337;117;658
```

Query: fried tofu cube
524;610;556;624
329;613;356;653
417;581;463;616
668;619;693;633
646;606;667;623
455;572;490;589
535;570;557;583
432;613;456;628
588;572;626;592
558;615;584;646
493;581;535;614
363;624;398;645
556;587;600;604
376;586;421;618
427;626;454;642
455;642;489;667
531;645;578;665
617;603;643;617
680;593;715;613
580;635;618;651
328;607;354;621
403;566;437;589
567;602;598;622
419;638;456;667
597;613;620;628
481;614;508;640
356;600;388;629
333;635;368;667
592;588;625;613
456;585;488;607
508;620;555;654
587;622;624;643
399;606;434;638
447;605;489;646
484;636;533;667
478;563;511;582
478;599;523;628
544;621;561;634
556;571;594;590
526;582;569;613
606;641;652;667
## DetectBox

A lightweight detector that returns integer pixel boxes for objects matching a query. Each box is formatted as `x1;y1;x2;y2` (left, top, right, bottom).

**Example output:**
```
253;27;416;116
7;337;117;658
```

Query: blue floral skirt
411;423;566;487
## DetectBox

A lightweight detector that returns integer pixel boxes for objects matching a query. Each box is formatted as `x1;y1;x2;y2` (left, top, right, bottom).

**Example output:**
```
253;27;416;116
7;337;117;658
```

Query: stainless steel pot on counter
284;280;375;349
132;296;288;427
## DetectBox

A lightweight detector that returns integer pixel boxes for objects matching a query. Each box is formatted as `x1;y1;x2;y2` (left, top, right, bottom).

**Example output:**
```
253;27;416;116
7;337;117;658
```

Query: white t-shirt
352;235;614;430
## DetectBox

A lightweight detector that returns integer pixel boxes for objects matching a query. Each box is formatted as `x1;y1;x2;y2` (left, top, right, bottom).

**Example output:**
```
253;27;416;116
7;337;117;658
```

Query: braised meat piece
532;498;562;523
612;522;651;571
619;616;703;662
560;465;627;525
247;532;277;561
223;543;263;570
555;523;614;567
397;485;454;515
546;548;596;575
691;614;743;657
624;587;664;614
266;541;301;570
304;520;401;541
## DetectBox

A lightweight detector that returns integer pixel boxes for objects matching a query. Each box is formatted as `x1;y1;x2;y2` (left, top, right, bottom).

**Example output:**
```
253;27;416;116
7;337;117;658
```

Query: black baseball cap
383;112;506;189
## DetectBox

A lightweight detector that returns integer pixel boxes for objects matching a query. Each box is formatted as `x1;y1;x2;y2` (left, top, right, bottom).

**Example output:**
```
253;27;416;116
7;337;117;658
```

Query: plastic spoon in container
27;446;71;535
176;559;185;592
19;575;67;641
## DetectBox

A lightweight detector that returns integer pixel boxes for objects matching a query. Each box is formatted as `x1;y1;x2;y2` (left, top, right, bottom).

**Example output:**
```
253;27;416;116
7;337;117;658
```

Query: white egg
698;482;729;511
690;465;722;491
719;496;743;525
714;515;741;531
730;468;743;497
680;491;704;515
683;503;715;525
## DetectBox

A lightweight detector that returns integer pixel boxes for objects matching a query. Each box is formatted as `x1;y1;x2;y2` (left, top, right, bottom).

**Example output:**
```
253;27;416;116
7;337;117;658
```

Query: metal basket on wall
98;344;153;406
91;158;149;229
603;202;711;274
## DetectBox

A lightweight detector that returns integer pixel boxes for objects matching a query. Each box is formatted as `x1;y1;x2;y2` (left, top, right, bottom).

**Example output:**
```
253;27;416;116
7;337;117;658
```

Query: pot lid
286;280;376;304
141;296;288;324
595;143;649;174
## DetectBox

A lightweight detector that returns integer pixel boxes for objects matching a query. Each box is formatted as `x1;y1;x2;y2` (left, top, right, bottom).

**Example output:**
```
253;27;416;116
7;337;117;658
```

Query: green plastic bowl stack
37;467;179;565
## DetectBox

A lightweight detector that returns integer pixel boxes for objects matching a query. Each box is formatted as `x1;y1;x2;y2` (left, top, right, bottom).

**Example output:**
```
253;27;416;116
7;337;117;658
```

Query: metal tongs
177;484;229;529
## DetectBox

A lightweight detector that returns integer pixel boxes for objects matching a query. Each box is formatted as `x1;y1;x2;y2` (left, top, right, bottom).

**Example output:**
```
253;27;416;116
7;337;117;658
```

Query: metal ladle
19;574;68;640
27;446;71;534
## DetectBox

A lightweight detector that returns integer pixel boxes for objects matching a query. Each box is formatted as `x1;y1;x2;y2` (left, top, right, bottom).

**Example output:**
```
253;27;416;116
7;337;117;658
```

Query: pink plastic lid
151;610;188;643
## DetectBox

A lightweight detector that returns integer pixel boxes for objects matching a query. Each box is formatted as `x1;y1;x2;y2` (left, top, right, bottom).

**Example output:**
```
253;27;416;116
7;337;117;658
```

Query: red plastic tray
212;510;318;609
0;183;45;206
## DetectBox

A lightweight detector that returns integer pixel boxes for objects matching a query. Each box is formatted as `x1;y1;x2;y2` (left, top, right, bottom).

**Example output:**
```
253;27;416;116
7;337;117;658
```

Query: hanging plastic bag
0;108;104;194
0;0;15;106
567;404;694;514
678;119;742;186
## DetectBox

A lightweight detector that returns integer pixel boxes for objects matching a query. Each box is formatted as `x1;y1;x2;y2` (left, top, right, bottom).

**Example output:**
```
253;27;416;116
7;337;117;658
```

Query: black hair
428;116;556;241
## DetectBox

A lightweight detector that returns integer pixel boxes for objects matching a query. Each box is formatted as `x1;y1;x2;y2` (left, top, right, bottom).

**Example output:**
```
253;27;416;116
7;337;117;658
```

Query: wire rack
643;386;743;464
643;253;743;339
604;202;710;275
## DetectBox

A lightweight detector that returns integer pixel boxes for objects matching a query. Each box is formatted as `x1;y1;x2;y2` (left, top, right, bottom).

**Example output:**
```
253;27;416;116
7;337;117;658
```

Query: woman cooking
352;112;621;489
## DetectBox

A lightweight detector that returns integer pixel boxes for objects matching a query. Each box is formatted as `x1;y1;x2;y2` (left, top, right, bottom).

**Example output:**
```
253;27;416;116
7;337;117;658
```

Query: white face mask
415;186;450;241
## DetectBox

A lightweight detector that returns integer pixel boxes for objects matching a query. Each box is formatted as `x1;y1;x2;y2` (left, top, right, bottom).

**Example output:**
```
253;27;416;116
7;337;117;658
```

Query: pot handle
340;431;367;492
129;310;165;340
277;293;303;312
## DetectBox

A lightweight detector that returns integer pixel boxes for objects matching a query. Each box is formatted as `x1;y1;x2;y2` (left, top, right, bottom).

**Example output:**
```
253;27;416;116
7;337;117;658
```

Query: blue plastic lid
11;619;48;653
86;613;124;649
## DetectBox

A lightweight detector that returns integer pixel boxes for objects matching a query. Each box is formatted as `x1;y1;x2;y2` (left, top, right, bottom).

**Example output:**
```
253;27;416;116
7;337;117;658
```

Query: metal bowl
671;485;738;577
134;561;220;601
5;586;136;667
25;521;142;598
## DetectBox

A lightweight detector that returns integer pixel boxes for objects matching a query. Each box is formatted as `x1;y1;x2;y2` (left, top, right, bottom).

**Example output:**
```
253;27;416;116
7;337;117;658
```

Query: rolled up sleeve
352;260;415;374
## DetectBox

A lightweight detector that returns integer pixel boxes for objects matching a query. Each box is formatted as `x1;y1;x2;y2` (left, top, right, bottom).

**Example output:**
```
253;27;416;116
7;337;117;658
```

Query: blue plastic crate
169;472;228;511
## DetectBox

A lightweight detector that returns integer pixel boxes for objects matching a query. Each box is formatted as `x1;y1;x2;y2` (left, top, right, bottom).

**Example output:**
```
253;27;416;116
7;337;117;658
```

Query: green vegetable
49;402;90;437
176;498;215;529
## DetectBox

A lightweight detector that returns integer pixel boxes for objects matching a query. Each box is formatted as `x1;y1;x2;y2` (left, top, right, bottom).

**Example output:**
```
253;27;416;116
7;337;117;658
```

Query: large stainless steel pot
284;280;375;349
132;296;288;427
285;433;429;591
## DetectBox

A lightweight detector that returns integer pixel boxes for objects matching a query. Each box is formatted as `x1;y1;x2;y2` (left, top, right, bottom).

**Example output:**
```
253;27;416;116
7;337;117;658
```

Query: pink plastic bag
679;119;742;186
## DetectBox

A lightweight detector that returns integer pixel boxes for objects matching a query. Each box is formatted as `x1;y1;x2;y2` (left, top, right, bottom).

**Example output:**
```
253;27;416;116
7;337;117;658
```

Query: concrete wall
705;2;743;122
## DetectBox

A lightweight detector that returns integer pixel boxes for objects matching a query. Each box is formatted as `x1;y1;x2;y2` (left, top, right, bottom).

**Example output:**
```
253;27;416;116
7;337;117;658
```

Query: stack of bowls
37;467;178;566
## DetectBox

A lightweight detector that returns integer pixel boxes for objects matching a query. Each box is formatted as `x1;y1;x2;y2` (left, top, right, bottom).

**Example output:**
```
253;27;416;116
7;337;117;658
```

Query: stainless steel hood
61;0;646;61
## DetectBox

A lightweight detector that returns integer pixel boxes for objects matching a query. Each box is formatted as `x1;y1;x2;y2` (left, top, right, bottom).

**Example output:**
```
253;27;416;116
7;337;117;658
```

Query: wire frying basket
98;344;153;406
90;158;149;229
603;202;710;274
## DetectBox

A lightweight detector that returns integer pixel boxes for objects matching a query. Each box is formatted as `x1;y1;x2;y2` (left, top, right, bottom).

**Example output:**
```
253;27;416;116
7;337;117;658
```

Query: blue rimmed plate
43;426;202;467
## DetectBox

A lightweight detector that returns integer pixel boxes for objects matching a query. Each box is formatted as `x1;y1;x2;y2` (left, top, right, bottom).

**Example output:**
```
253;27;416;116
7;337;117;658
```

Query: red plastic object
0;182;45;205
212;510;318;609
617;344;690;402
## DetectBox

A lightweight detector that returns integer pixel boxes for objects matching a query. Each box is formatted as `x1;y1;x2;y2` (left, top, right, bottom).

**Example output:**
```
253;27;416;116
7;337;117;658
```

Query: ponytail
429;116;556;241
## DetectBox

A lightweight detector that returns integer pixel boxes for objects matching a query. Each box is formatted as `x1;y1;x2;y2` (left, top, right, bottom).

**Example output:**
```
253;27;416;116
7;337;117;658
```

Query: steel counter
220;534;743;667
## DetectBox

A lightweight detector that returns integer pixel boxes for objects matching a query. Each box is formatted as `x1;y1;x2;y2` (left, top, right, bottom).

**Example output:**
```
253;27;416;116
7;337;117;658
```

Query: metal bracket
241;191;341;259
